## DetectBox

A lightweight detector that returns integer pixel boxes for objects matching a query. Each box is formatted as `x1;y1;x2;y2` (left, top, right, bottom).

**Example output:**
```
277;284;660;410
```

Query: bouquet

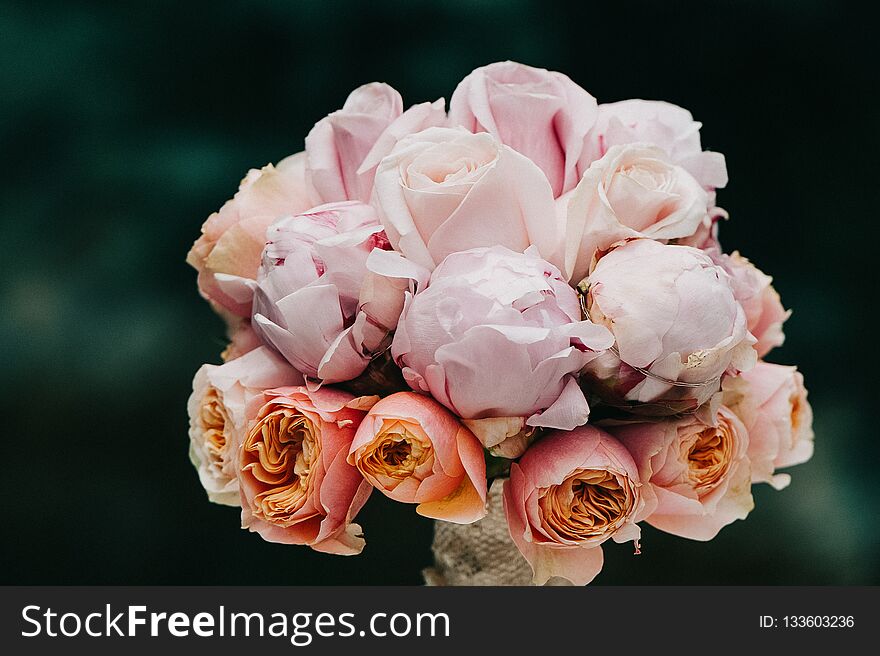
186;61;813;585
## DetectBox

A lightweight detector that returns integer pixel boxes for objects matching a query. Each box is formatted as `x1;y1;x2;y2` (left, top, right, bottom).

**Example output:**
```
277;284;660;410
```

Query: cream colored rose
187;347;302;506
564;144;711;283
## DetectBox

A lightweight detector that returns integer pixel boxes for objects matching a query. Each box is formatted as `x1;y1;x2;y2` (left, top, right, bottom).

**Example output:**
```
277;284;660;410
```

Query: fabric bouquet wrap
186;61;813;585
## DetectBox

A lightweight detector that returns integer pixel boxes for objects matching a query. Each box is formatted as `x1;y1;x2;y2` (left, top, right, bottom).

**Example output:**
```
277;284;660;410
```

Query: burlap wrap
423;481;573;586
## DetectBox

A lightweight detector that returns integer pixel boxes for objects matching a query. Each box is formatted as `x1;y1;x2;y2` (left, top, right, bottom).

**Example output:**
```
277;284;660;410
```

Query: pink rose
582;239;757;414
564;144;711;283
723;362;814;489
251;201;427;385
607;405;753;541
712;251;790;358
581;99;728;191
391;246;613;438
239;385;377;555
187;347;303;506
348;392;487;523
187;153;316;318
503;425;643;585
305;83;445;203
448;61;598;197
372;126;563;272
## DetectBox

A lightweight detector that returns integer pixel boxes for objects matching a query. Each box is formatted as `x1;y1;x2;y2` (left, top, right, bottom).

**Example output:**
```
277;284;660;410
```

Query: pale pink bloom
503;425;643;585
187;153;316;317
712;251;790;358
607;405;754;541
187;347;303;506
564;144;711;283
239;386;378;555
391;246;613;434
372;126;563;272
349;392;487;524
305;83;445;203
448;60;597;197
581;99;728;191
582;239;757;414
723;362;814;489
251;201;428;385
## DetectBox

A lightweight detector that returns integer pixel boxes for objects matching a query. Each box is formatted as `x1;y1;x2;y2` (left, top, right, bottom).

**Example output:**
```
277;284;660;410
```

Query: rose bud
239;386;377;555
391;246;613;444
606;405;753;541
712;251;790;358
372;126;563;272
564;144;712;283
187;153;316;318
251;201;427;385
306;83;445;203
503;425;643;585
448;60;598;197
581;99;728;192
581;239;757;414
722;362;814;489
348;392;487;524
187;347;302;506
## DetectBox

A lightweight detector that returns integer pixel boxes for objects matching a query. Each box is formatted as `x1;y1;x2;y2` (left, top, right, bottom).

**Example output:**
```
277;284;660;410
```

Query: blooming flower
239;386;377;555
503;425;643;585
607;405;753;540
349;392;487;523
372;126;563;271
252;201;427;385
712;251;790;358
448;60;597;197
187;153;316;317
722;362;814;489
187;347;302;506
581;99;728;191
391;246;613;435
305;83;445;203
563;143;711;283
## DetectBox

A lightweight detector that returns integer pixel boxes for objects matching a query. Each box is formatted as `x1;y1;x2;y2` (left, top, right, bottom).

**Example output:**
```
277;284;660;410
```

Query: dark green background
1;0;876;584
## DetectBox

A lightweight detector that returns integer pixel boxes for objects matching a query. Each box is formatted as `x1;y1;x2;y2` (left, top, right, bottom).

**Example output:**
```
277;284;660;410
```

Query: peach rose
349;392;487;524
187;347;303;506
239;386;377;555
607;405;754;541
503;426;643;585
723;362;814;489
187;153;316;318
563;144;711;283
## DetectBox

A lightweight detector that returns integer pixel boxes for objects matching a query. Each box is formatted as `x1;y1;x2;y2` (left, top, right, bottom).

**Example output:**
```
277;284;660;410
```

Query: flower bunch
187;61;812;585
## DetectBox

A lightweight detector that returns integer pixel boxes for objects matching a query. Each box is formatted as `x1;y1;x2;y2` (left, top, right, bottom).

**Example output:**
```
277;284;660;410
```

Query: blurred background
1;0;876;585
